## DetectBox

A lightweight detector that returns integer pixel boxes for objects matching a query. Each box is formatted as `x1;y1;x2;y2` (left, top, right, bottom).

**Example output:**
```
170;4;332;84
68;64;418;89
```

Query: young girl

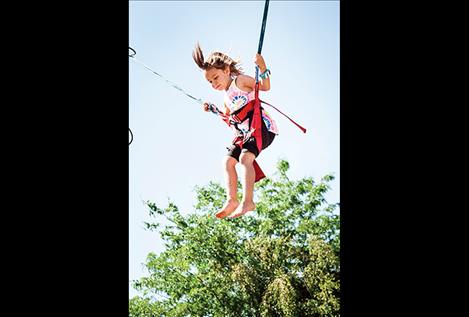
192;43;279;219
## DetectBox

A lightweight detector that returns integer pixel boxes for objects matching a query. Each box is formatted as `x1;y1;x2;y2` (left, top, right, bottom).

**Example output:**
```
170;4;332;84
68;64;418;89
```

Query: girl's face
204;67;231;91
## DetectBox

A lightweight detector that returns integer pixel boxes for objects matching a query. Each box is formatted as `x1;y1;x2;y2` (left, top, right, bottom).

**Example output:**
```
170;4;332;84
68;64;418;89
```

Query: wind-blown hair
192;42;243;76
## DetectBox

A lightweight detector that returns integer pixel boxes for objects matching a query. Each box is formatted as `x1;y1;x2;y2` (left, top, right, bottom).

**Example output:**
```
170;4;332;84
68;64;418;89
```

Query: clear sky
129;0;339;298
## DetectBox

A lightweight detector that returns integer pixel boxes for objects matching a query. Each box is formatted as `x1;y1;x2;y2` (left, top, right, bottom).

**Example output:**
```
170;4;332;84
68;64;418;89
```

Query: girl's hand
203;102;210;112
254;53;267;71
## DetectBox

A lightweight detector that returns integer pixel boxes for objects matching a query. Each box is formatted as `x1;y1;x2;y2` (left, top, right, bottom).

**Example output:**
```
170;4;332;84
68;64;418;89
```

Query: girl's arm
254;53;270;91
237;54;271;92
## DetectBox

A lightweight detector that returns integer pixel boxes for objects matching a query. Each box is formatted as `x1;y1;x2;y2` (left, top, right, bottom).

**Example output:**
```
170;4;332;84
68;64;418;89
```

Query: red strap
260;99;307;133
251;100;263;155
250;83;265;182
252;83;263;153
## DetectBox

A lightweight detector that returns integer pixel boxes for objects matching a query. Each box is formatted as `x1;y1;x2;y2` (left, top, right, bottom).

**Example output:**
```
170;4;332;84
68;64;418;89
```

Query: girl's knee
223;156;237;168
239;152;255;165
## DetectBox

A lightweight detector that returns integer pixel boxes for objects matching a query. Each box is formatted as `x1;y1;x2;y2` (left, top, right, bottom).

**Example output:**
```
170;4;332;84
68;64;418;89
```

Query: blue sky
129;0;339;298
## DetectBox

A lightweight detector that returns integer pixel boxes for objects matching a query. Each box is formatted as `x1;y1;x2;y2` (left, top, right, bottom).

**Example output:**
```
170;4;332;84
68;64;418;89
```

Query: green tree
129;159;340;316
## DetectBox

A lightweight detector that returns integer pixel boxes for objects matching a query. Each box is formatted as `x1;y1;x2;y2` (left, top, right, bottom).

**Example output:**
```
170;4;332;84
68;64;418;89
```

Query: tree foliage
129;159;340;316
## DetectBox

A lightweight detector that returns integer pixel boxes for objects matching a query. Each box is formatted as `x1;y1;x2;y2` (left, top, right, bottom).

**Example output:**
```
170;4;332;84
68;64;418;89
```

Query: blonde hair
192;42;243;76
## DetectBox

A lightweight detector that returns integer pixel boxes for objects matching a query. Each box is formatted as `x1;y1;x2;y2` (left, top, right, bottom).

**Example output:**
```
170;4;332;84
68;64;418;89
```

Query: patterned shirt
224;76;279;135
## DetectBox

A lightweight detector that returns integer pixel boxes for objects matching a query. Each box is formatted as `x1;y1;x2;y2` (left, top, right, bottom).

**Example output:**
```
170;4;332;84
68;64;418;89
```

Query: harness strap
260;100;307;133
251;82;263;157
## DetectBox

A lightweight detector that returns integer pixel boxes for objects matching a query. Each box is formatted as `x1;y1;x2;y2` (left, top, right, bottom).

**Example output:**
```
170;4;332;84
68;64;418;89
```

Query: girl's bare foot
228;201;256;219
215;199;240;219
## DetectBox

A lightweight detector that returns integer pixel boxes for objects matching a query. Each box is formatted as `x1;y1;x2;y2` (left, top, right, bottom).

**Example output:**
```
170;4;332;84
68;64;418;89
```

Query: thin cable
129;47;204;105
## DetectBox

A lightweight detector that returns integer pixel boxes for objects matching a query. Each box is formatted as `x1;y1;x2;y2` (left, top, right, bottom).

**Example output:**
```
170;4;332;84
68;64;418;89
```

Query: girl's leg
228;151;256;218
215;156;240;218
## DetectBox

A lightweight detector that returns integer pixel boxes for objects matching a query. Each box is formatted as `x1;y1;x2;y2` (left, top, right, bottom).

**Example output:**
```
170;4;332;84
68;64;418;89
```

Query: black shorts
226;118;276;160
